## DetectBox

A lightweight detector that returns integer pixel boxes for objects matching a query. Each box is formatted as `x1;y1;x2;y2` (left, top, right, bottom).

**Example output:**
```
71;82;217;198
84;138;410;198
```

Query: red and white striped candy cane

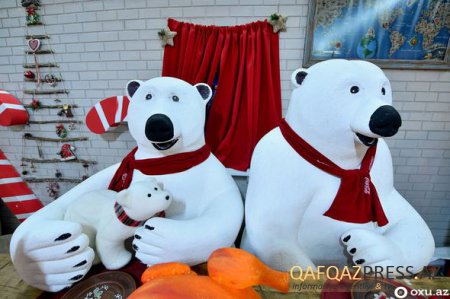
86;96;130;134
0;150;43;222
0;89;29;126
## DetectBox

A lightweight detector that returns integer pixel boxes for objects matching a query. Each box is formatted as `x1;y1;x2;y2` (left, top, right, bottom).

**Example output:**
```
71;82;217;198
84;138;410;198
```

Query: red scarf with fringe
108;145;211;192
279;119;388;227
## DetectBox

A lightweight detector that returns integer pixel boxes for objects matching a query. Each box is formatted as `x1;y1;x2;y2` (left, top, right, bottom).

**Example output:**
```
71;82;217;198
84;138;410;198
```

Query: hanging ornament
29;98;41;111
55;123;68;138
68;122;77;131
55;169;62;178
25;6;41;26
57;104;74;118
21;0;40;8
24;70;36;80
268;13;288;33
44;74;58;87
20;162;29;176
37;140;44;158
47;182;60;199
27;39;41;85
158;27;177;47
58;143;77;161
82;163;89;181
30;161;37;173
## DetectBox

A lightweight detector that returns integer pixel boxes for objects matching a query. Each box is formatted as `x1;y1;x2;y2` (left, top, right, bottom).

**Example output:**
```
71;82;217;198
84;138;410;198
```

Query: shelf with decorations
19;0;95;203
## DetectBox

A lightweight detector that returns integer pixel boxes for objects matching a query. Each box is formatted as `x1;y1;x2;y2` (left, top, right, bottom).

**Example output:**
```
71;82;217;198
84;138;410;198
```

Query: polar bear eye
172;95;179;102
381;87;386;95
350;86;359;94
147;193;152;197
154;187;158;191
146;94;152;100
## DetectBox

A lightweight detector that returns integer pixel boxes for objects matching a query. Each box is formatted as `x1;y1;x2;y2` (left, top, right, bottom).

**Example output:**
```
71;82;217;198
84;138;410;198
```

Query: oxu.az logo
394;286;449;298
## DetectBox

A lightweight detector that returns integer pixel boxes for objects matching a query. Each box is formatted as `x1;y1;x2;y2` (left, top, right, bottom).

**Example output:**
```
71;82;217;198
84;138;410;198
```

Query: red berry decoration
30;98;41;111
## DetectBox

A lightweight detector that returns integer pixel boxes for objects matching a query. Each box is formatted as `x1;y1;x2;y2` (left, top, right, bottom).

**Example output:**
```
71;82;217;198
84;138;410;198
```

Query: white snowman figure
242;59;434;275
10;77;243;292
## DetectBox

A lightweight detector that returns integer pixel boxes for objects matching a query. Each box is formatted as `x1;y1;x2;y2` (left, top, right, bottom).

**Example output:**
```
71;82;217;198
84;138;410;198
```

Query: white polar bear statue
64;178;172;270
242;59;434;275
10;77;244;292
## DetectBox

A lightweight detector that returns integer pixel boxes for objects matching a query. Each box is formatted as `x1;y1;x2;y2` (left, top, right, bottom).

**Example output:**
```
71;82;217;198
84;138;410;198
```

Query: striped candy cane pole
86;96;130;134
0;150;43;222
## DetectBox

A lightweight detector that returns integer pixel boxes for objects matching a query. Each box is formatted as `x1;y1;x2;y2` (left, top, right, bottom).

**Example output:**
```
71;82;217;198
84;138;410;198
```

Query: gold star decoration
158;27;177;47
268;13;288;33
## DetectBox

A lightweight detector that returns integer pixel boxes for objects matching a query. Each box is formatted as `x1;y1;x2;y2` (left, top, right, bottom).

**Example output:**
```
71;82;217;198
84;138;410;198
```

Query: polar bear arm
368;140;434;272
243;131;316;270
382;190;435;273
10;163;120;291
134;186;243;266
11;162;120;242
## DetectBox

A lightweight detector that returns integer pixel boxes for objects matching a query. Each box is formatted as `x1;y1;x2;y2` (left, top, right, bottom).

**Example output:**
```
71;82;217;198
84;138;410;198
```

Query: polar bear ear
116;189;131;208
291;68;308;87
126;80;144;98
194;83;212;103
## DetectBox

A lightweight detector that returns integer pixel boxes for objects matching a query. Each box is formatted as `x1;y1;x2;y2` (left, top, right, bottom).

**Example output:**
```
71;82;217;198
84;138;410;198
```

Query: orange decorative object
208;247;290;293
128;248;290;299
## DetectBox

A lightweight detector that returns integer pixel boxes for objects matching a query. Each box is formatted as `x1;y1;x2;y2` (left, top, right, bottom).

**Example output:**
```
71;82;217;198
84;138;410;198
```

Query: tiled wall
0;0;449;246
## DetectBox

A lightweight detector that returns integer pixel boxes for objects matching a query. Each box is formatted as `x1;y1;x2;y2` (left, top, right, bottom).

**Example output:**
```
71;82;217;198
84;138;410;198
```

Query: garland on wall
19;0;96;201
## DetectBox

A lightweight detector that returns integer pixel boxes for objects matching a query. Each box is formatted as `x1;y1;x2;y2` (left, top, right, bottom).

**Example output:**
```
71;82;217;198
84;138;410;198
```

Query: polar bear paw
341;228;405;275
12;220;95;292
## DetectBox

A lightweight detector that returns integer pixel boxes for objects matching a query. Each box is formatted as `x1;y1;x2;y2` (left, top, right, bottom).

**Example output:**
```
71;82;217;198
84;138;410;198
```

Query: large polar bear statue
242;59;434;275
10;77;244;292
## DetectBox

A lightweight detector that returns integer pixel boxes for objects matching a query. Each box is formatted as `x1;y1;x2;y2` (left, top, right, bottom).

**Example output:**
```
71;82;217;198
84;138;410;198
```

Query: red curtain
162;18;282;171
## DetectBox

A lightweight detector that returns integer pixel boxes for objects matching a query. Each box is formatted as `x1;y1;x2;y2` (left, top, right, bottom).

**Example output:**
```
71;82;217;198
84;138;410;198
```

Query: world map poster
311;0;450;63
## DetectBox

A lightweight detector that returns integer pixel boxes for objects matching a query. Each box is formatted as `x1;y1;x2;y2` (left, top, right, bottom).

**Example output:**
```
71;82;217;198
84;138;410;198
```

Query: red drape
162;18;282;171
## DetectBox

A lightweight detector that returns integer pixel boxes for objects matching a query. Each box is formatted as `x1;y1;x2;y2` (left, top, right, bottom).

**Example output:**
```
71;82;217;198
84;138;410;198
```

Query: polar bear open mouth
152;138;179;150
356;133;378;147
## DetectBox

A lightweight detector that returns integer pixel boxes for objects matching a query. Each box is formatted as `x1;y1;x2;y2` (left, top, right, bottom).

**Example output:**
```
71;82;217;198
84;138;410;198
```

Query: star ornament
268;13;288;33
158;27;177;47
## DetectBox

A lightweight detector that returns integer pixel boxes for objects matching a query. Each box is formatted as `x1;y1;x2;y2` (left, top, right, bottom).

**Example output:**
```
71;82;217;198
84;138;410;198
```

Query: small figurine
58;143;76;161
55;123;68;138
47;182;60;199
57;104;74;118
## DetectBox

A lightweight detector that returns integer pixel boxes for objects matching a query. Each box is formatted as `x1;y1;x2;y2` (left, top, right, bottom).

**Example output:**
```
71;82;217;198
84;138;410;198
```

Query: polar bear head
285;59;401;149
125;77;212;155
116;178;172;221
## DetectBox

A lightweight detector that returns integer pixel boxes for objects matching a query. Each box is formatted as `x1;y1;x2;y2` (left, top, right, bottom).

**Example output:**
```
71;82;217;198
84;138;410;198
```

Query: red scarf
108;145;211;192
279;119;388;227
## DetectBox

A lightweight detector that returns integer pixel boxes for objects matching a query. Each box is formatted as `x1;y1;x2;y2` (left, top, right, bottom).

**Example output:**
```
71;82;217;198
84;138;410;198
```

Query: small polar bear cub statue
64;178;172;270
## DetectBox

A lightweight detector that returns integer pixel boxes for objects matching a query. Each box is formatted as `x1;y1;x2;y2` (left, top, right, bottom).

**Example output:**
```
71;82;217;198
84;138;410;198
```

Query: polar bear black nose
145;114;174;142
369;105;402;137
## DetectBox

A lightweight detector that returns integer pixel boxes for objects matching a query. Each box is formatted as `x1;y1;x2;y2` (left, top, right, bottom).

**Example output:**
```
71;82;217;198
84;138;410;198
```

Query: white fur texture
64;178;171;270
11;77;243;292
242;59;434;275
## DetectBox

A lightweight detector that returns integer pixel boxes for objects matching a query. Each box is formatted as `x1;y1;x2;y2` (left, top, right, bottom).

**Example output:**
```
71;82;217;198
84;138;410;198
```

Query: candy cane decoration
27;39;41;85
86;96;130;134
0;150;43;222
0;89;29;126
